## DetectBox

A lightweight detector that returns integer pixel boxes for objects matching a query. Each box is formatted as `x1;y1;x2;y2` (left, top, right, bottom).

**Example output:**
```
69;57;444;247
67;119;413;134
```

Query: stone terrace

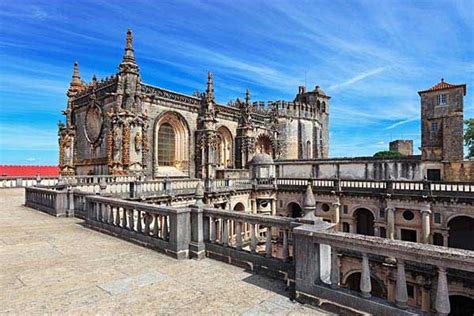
0;189;328;315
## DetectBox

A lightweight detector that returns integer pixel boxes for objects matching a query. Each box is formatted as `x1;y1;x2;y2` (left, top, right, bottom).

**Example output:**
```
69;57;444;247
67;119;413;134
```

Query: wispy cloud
329;67;386;91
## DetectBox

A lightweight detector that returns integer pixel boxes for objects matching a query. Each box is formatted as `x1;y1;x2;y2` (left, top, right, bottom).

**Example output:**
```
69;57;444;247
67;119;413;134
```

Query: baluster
210;217;216;243
122;208;128;228
128;208;134;230
222;219;229;246
250;223;257;253
107;205;113;224
115;206;120;226
163;216;169;241
395;259;408;309
136;209;142;232
282;229;289;262
265;226;272;258
360;253;371;298
153;214;159;237
330;247;339;289
96;202;101;221
236;221;243;250
144;212;150;235
435;266;450;316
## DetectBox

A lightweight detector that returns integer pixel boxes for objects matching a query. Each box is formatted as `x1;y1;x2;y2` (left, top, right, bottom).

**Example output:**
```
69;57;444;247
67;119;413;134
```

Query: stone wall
443;160;474;181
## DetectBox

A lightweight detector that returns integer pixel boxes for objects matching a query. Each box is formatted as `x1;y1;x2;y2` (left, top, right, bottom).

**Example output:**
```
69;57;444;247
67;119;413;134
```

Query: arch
321;101;326;112
216;126;233;168
344;271;386;298
449;295;474;316
447;215;474;250
233;202;245;212
287;202;303;218
256;133;273;155
353;208;375;236
154;111;190;175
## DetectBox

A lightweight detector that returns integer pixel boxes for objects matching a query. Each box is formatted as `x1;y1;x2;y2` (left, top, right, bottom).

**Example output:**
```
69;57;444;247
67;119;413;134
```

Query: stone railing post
67;188;75;217
330;247;340;289
360;253;372;298
422;179;432;196
167;208;191;260
190;206;205;259
386;207;395;240
333;178;341;192
395;259;408;309
55;190;69;217
435;266;450;316
386;180;393;194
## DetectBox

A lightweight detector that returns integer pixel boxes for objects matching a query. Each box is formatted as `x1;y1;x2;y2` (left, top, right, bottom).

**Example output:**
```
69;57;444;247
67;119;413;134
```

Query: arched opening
306;140;312;159
345;272;386;298
448;216;474;250
449;295;474;316
216;126;233;168
256;134;273;155
233;202;245;212
154;112;190;176
287;202;303;218
354;208;375;236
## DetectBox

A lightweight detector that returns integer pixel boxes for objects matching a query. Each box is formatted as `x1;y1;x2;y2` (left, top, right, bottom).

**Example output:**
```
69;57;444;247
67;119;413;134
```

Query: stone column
421;207;431;244
395;259;408;309
271;199;276;216
360;253;372;299
435;266;450;316
332;200;341;231
386;207;395;240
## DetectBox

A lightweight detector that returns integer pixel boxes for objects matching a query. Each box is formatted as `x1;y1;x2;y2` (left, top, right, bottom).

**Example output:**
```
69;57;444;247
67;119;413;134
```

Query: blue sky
0;0;473;165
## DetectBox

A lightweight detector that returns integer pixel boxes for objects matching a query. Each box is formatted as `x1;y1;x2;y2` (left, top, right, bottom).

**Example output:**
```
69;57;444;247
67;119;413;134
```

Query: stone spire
205;71;214;103
119;28;139;74
67;61;84;97
245;88;251;107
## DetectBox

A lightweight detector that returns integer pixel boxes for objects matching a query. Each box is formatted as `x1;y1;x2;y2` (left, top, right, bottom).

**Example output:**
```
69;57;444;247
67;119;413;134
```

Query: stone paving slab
0;189;329;315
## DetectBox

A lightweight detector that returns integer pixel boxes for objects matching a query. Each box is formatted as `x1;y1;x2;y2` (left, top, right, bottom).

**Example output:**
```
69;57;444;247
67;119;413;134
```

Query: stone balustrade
293;223;474;315
25;186;70;217
85;195;191;259
1;175;139;189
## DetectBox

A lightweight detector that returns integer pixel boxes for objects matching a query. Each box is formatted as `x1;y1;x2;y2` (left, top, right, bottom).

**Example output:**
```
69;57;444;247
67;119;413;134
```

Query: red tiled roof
0;165;60;177
418;78;466;95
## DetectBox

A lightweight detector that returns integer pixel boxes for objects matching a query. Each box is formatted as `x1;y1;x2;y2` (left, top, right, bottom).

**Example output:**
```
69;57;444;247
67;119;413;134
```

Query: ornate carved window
157;123;175;166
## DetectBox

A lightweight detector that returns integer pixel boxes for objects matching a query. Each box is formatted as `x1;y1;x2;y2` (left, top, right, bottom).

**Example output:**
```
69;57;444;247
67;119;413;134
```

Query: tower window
436;94;447;105
431;122;438;132
157;123;175;166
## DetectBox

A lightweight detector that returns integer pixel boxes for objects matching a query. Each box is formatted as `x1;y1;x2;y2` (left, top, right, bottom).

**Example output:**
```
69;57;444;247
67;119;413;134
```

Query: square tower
418;79;466;162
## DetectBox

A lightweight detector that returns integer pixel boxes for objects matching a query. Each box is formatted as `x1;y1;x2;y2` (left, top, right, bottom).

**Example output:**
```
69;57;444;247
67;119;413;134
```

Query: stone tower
418;79;466;162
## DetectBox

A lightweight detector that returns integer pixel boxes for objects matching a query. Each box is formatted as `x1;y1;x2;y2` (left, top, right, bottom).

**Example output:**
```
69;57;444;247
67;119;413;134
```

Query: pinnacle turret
67;61;84;97
206;71;214;102
119;28;139;74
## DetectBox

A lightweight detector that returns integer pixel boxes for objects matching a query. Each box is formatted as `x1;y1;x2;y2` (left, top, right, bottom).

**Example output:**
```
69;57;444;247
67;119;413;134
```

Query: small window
437;94;447;105
431;122;439;132
403;210;415;221
342;222;350;232
407;284;415;298
379;209;386;219
434;212;441;224
343;205;348;214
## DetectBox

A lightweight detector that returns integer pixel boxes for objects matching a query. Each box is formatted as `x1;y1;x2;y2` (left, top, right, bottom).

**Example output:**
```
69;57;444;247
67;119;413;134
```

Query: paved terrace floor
0;189;329;315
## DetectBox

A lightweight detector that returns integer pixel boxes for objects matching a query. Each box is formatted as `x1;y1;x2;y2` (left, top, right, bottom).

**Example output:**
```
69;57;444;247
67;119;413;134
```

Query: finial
441;78;444;82
92;74;97;86
206;71;214;101
120;28;137;68
67;61;83;96
245;88;250;105
126;28;133;49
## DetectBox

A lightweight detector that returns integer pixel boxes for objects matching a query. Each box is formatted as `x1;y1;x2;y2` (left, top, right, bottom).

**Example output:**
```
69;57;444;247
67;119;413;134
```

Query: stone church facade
58;30;330;178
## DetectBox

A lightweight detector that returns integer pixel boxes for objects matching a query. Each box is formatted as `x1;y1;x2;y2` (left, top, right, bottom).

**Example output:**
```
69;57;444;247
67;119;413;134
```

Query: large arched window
157;123;175;166
217;126;233;168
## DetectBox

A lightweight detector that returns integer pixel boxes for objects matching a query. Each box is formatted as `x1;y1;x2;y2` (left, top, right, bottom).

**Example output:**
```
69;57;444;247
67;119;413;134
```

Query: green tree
373;150;402;158
465;118;474;158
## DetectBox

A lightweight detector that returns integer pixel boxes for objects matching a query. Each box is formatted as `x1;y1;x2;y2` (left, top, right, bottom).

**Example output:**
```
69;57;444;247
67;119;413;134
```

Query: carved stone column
435;266;450;316
395;259;408;309
331;200;341;231
386;207;395;240
360;253;372;298
421;206;431;244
